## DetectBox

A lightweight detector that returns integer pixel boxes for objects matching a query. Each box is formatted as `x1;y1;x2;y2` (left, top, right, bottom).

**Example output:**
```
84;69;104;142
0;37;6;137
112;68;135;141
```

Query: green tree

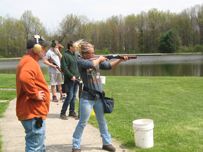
197;5;203;45
159;29;181;53
146;8;163;53
124;14;137;53
135;11;147;53
107;15;120;53
97;21;111;51
0;16;25;57
20;10;45;40
74;15;92;42
58;14;80;44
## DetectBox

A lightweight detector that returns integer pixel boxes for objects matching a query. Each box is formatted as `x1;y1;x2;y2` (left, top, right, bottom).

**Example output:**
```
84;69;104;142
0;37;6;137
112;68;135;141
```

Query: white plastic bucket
132;119;154;148
100;76;106;84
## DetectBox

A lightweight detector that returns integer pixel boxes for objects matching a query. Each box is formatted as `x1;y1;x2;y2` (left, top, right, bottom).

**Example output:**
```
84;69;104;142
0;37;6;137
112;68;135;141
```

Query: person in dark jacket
60;41;80;120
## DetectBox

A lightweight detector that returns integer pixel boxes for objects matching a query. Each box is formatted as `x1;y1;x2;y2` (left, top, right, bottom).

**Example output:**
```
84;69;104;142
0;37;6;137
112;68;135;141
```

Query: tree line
0;4;203;57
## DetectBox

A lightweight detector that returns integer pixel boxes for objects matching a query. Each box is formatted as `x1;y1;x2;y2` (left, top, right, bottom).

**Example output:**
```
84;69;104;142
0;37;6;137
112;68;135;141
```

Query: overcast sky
1;0;203;31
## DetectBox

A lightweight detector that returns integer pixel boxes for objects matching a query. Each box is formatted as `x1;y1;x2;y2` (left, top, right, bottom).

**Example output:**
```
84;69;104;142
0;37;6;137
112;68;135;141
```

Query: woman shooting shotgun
71;40;131;152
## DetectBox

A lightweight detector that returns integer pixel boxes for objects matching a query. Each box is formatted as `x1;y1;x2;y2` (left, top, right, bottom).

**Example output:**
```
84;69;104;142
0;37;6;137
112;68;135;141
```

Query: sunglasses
42;46;47;50
86;52;95;54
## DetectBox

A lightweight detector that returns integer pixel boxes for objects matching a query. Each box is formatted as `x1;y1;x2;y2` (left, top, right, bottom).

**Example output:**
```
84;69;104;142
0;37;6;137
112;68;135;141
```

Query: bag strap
83;86;104;99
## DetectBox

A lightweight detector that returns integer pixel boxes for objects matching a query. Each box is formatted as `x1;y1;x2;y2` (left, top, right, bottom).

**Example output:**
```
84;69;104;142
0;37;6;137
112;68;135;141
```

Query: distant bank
0;52;202;60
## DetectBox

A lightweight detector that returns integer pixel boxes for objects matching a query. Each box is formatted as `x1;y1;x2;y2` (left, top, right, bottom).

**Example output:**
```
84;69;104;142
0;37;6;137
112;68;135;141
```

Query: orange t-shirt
16;55;50;121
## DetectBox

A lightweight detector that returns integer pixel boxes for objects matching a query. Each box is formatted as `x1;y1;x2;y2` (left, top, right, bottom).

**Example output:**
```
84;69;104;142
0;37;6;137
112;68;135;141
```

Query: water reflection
0;55;203;76
100;55;203;76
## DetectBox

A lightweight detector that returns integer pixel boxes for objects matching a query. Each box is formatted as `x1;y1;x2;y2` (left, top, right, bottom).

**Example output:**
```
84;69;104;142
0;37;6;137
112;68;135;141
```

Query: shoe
60;113;68;120
60;94;66;100
102;144;116;151
72;149;81;152
52;95;58;102
69;111;78;117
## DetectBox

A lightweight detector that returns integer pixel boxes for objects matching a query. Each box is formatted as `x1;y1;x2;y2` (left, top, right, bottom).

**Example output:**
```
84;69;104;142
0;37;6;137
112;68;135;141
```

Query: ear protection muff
33;35;42;54
51;40;58;47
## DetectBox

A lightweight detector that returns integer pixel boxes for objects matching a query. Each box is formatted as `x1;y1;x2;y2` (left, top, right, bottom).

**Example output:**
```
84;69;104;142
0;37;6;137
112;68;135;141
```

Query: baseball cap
27;35;52;49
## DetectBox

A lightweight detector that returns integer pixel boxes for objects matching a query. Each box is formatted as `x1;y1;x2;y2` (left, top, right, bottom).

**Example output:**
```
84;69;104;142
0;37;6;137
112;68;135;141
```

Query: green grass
0;74;50;89
88;76;203;152
1;74;203;152
0;101;9;152
0;74;17;89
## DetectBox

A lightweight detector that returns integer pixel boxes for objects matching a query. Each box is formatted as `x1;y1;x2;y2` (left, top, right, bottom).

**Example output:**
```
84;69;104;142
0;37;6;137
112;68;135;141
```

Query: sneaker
52;95;58;102
60;113;68;120
102;144;116;151
69;111;78;117
72;149;81;152
60;94;66;100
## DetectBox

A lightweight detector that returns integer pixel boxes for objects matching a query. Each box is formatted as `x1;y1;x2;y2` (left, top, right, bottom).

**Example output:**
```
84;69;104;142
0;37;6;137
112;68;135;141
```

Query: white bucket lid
133;119;153;125
133;119;154;130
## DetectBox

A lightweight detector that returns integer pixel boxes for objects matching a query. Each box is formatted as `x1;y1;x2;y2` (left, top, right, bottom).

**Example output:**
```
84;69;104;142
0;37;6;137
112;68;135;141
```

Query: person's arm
61;55;74;79
110;56;129;68
92;56;107;67
20;66;44;100
43;58;57;69
55;48;63;59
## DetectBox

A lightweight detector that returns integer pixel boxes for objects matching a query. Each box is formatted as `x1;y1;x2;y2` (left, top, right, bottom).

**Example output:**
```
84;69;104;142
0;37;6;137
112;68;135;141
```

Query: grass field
0;74;203;152
88;76;203;152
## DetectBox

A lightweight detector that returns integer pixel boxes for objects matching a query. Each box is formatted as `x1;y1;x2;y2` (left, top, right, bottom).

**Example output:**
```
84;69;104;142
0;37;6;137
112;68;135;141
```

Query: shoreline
0;52;202;60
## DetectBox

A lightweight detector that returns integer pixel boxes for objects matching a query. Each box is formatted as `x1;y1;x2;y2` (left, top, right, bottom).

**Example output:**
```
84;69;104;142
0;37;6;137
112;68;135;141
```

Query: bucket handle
134;128;140;133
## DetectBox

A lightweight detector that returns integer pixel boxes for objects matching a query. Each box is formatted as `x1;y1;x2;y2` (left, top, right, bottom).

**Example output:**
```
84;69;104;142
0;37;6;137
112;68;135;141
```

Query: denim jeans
21;118;46;152
61;80;79;114
72;98;111;149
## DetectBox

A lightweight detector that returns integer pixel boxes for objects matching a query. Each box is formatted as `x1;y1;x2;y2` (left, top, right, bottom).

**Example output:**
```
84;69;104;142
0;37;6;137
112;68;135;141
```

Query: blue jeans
21;118;46;152
72;98;111;149
61;80;79;114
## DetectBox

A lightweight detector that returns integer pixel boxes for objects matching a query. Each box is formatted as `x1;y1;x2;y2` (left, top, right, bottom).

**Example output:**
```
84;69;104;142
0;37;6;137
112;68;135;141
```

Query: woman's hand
98;56;108;62
120;56;130;62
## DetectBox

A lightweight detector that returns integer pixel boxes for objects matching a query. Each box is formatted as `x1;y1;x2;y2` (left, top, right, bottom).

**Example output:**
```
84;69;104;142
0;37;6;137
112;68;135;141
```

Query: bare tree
58;14;80;44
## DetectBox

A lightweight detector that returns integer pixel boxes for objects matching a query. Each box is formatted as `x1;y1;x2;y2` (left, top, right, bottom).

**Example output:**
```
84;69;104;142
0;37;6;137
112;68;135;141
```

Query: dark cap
27;35;52;49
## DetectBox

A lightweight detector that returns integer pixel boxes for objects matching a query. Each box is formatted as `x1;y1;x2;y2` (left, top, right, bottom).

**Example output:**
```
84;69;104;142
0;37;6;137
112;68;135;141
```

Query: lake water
0;54;203;76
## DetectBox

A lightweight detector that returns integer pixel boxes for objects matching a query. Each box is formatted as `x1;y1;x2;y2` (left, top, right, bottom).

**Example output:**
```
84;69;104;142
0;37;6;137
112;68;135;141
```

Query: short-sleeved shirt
45;48;60;73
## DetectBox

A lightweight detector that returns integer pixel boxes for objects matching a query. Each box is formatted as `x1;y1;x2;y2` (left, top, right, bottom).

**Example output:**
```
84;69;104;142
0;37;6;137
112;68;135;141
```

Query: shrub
194;45;203;52
101;48;110;54
180;46;194;53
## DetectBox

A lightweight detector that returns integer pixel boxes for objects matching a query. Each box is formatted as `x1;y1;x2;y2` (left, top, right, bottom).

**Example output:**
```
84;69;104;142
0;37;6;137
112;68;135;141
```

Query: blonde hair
73;39;94;56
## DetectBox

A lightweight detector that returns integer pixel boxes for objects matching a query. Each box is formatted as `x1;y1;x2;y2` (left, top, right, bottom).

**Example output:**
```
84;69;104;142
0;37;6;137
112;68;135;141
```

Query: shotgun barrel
105;54;137;60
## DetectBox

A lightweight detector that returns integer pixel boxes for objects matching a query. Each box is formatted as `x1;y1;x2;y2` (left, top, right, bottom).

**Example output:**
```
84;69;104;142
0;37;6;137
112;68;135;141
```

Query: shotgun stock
75;79;82;85
47;59;64;74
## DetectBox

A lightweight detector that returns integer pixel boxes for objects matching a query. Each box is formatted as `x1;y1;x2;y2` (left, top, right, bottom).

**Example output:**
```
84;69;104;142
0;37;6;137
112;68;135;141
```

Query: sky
0;0;203;31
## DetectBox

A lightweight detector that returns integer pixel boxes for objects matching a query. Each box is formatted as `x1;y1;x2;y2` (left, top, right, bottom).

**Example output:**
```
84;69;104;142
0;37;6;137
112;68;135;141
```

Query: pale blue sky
0;0;202;31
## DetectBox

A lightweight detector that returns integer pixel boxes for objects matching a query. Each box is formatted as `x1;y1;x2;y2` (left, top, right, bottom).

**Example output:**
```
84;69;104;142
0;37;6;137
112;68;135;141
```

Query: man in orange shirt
16;35;51;152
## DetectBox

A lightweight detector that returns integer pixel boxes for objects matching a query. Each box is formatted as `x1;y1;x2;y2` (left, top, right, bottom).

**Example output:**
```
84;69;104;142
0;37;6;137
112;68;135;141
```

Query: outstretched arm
110;56;130;68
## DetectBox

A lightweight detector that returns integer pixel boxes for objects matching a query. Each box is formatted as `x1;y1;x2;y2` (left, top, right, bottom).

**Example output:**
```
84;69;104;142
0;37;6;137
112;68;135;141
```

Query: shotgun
91;54;137;60
75;78;82;120
104;54;137;60
47;59;64;74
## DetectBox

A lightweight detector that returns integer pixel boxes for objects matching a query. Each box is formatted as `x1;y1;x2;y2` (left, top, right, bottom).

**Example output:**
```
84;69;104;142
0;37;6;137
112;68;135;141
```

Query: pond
0;54;203;76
